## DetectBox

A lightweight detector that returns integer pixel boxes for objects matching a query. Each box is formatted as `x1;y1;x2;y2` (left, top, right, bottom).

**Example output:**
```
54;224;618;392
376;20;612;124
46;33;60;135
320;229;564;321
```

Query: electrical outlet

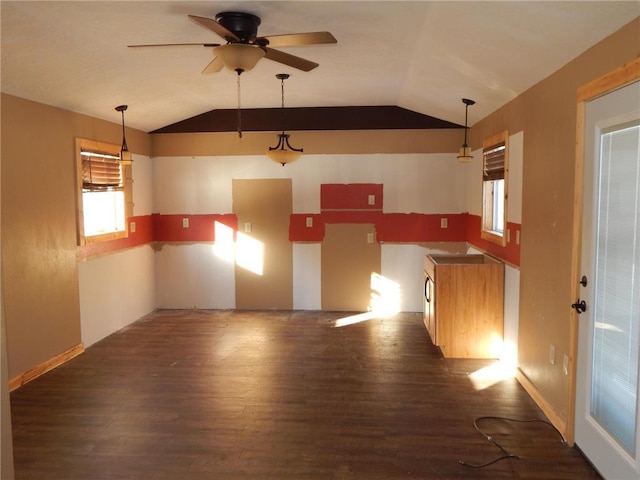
367;233;375;244
306;217;313;228
516;230;521;245
368;194;375;205
563;355;569;375
129;221;136;233
244;222;252;233
549;344;556;365
507;229;511;243
440;218;448;228
182;218;189;228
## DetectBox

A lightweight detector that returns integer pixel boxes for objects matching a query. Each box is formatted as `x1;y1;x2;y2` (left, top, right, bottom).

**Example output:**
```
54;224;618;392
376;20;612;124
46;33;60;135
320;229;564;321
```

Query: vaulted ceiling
2;1;638;133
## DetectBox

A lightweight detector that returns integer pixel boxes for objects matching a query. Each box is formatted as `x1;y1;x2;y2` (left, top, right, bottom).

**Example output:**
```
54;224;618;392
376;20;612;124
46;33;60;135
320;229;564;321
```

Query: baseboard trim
516;367;569;442
9;343;84;391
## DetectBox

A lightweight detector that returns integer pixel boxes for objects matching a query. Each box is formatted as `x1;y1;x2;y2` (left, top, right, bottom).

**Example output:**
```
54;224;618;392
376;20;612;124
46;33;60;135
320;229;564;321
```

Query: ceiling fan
128;11;337;73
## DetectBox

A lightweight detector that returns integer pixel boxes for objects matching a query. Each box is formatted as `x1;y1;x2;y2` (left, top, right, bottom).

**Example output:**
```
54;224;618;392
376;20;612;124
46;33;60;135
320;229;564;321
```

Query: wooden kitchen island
423;253;504;358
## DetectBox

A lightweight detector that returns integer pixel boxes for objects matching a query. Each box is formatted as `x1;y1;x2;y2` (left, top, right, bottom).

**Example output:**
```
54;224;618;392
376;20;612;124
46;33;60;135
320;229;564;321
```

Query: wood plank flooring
10;310;601;479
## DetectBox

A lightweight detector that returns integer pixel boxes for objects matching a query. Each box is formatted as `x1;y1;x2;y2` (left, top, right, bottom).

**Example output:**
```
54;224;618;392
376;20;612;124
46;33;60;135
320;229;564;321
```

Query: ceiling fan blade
261;31;337;48
188;14;240;42
202;56;224;74
263;47;319;72
128;43;220;48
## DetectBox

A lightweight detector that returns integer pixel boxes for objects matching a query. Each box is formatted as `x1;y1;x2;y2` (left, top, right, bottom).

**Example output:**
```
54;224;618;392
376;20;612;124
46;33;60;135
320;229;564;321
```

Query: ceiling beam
150;106;462;134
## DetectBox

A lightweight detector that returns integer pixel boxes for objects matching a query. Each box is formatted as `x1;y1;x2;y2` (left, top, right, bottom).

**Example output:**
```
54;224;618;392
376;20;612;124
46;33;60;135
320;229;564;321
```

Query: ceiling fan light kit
267;73;303;166
129;11;336;73
457;98;476;163
215;44;265;73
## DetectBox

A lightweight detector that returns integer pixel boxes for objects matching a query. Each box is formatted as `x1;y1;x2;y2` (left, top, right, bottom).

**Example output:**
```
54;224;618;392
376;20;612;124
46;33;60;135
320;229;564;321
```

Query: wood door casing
321;223;381;312
232;179;292;310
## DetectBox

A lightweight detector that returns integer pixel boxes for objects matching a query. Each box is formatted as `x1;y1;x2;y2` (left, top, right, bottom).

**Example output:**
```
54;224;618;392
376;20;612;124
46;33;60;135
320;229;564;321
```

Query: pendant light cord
279;75;286;134
237;70;242;139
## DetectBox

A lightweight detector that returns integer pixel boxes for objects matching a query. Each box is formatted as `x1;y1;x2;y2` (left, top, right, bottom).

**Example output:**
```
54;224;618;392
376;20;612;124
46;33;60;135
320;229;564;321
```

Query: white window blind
591;122;640;452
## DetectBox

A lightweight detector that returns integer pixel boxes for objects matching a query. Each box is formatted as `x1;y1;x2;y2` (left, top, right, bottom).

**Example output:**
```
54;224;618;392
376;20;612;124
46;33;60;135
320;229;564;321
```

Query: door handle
572;299;587;313
424;277;431;303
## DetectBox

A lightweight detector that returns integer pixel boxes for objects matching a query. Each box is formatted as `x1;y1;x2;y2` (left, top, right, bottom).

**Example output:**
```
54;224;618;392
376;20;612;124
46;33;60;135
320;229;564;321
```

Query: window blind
483;143;506;181
81;150;123;191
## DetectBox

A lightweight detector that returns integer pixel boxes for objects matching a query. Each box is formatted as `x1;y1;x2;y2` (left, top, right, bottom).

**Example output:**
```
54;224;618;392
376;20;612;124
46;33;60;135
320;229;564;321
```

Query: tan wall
0;94;151;379
469;17;640;425
152;129;462;156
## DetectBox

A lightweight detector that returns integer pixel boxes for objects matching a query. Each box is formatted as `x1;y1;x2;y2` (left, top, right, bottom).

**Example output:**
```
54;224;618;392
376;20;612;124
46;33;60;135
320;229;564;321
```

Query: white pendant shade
457;145;473;162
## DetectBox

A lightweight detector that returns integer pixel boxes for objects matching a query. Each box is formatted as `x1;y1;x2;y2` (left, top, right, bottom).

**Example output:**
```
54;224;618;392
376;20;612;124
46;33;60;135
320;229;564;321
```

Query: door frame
568;58;640;446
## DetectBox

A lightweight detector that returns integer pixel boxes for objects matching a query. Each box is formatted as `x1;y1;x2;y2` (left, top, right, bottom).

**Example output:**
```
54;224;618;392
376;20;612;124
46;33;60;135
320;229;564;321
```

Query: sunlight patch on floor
468;340;517;391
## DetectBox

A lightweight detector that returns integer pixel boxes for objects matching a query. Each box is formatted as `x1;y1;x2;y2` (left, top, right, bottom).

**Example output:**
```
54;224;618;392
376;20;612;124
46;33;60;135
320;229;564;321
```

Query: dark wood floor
11;310;601;480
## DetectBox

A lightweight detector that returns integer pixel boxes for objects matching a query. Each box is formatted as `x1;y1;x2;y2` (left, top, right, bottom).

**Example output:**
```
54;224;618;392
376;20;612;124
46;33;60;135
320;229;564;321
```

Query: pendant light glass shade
115;105;132;165
457;98;475;163
215;44;265;73
267;134;303;165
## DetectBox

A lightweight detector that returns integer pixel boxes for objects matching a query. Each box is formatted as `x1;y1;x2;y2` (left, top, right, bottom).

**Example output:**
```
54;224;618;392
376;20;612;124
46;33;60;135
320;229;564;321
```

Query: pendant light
115;105;132;165
457;98;475;163
267;73;303;166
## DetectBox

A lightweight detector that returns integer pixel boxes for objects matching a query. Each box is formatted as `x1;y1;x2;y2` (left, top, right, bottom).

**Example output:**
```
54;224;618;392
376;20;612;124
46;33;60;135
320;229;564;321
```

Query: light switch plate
129;221;136;233
306;217;313;228
440;218;448;228
367;233;374;243
244;222;252;233
368;194;375;205
182;218;189;228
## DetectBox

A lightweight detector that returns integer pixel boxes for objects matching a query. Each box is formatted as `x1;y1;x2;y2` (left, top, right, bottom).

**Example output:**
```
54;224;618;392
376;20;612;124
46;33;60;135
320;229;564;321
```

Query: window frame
481;130;509;247
75;138;133;245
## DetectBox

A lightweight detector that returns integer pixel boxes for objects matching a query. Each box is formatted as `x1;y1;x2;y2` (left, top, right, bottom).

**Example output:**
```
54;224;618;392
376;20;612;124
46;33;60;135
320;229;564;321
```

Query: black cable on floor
459;416;566;468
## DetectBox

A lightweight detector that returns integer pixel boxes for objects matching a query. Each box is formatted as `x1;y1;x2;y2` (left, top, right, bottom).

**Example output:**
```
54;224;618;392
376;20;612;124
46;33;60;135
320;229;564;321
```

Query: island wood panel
427;255;504;358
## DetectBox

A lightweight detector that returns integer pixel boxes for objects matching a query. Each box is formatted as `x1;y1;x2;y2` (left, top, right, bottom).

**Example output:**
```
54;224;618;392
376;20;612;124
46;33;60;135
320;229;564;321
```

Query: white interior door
575;80;640;479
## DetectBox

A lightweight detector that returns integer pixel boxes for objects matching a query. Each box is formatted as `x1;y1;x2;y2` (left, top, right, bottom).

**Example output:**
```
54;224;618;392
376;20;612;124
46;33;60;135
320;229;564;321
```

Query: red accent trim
289;214;325;242
377;213;467;242
153;214;237;242
466;214;521;266
321;184;383;210
78;212;520;268
78;215;154;259
289;212;468;243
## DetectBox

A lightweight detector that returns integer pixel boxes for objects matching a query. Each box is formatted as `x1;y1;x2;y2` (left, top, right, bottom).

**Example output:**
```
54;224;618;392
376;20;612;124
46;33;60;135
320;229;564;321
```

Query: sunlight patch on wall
213;221;264;275
213;221;235;264
236;232;264;275
370;272;401;316
334;272;401;327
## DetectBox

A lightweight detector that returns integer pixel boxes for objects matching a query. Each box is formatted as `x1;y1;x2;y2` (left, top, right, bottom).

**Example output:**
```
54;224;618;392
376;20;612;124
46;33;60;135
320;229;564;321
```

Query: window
75;138;132;244
481;131;508;246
